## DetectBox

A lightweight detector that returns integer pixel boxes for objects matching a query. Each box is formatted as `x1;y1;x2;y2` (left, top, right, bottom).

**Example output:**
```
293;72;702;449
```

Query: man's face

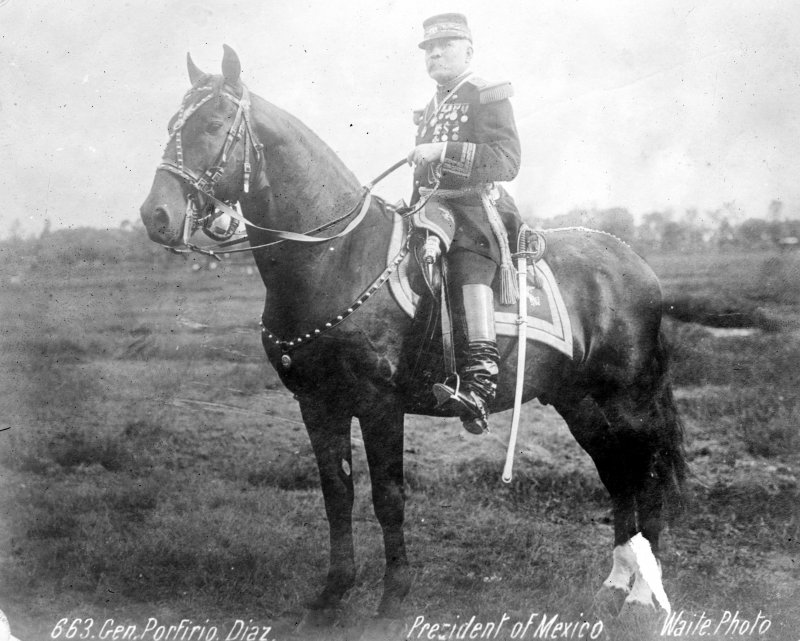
423;38;472;84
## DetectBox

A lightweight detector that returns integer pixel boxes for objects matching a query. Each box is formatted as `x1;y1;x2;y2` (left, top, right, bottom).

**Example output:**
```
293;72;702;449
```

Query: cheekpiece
418;13;472;49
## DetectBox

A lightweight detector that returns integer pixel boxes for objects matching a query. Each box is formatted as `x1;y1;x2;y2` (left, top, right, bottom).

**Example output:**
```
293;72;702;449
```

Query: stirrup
432;377;489;435
461;415;488;435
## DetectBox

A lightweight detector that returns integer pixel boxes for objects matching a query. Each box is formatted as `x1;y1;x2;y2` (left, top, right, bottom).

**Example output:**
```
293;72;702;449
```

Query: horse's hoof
377;565;412;619
591;585;629;622
615;601;661;641
376;598;404;621
358;617;407;641
297;607;339;629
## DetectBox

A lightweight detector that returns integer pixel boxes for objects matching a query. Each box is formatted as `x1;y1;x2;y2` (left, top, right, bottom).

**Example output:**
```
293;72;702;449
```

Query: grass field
0;249;798;641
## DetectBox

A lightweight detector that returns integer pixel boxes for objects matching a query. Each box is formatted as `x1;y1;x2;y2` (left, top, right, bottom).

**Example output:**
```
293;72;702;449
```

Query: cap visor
418;34;470;49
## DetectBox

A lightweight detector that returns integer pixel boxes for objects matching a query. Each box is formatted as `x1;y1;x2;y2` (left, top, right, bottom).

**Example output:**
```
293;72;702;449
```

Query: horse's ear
221;44;242;88
187;52;206;86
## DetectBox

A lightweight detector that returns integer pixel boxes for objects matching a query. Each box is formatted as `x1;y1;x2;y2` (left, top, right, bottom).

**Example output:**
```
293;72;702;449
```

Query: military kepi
418;13;472;49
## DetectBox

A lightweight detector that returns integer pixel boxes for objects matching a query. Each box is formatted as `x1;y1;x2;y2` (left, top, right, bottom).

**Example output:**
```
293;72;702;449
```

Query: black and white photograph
1;1;798;640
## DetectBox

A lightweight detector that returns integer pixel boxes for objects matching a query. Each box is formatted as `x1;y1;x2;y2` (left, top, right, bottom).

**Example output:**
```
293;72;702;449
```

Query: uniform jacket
411;72;522;263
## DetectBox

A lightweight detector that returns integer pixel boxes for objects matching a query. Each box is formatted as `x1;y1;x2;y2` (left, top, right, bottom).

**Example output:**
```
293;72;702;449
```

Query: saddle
401;199;545;410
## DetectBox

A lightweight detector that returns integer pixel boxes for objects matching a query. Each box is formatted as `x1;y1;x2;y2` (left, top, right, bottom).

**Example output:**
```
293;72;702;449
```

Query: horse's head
140;45;264;247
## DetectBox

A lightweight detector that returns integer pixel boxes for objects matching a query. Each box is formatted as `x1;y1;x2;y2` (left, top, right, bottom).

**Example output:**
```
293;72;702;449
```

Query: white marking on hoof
627;569;656;605
628;533;670;615
602;543;636;592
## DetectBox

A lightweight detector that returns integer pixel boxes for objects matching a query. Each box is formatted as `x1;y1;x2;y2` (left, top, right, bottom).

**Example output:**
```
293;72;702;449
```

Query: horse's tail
651;329;688;520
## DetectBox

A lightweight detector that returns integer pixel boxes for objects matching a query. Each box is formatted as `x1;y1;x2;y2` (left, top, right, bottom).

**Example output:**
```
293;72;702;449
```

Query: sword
502;251;529;483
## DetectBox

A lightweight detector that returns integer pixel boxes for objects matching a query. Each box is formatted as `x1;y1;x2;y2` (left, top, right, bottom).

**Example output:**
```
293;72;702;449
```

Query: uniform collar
437;69;472;100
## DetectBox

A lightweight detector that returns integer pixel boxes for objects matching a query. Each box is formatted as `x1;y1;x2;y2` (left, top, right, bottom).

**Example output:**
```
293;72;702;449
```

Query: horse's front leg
359;402;410;618
299;398;356;617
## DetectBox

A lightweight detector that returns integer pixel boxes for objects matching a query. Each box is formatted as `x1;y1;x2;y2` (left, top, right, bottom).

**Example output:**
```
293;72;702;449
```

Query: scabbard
502;254;528;483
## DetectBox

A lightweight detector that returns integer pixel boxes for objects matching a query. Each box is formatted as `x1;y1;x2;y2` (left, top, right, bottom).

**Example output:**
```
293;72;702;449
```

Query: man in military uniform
408;13;523;434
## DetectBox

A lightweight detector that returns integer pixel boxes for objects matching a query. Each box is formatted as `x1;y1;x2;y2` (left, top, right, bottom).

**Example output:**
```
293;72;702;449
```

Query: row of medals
420;102;470;143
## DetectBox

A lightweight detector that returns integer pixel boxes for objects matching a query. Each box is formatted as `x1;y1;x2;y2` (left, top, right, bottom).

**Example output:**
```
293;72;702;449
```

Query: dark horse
140;46;686;631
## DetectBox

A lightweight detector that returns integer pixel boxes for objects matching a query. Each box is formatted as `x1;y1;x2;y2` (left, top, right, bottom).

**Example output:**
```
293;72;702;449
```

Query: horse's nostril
154;206;170;231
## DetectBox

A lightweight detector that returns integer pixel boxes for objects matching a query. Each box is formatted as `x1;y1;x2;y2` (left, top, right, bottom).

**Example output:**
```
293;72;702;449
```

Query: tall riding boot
432;283;499;434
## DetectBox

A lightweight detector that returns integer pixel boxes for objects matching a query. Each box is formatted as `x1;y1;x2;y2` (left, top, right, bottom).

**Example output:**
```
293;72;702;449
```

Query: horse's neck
244;97;394;336
251;97;364;228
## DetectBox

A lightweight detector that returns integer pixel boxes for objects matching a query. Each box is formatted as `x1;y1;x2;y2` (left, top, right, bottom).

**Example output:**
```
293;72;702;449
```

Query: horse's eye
205;121;223;134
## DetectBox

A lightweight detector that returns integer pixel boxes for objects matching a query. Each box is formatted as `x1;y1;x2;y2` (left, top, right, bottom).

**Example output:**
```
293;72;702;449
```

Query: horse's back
398;226;664;413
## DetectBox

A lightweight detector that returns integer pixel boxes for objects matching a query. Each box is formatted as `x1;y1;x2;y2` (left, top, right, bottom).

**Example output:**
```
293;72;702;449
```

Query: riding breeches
446;249;497;289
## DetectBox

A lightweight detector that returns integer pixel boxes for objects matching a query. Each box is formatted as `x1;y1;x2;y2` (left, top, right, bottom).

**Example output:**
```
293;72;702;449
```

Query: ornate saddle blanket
388;214;573;358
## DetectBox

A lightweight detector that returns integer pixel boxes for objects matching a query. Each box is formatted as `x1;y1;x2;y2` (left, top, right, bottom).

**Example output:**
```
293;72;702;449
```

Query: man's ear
466;44;474;64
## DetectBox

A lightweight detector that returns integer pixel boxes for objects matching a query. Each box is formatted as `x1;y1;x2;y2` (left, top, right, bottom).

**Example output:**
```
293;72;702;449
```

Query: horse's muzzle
140;174;187;246
140;201;182;245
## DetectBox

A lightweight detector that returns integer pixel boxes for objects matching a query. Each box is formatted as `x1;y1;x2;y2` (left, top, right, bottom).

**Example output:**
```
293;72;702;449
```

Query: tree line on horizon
2;203;799;271
528;201;800;252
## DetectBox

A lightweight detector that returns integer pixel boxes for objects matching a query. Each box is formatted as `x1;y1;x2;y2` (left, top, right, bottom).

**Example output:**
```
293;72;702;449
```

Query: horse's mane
249;92;362;193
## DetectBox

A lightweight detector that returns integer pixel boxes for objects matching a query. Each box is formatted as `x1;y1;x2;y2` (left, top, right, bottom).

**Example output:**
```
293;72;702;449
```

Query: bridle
160;82;262;200
156;79;418;259
157;80;264;256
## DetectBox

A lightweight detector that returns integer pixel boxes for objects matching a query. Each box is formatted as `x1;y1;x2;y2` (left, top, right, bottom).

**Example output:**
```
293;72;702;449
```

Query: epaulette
479;81;513;104
413;108;425;125
467;77;514;104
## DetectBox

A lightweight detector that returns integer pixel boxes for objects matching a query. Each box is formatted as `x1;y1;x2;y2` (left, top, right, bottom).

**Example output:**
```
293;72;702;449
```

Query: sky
2;0;800;237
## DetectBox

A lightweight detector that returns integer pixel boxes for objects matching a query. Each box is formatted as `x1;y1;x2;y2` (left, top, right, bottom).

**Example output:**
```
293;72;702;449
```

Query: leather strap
439;258;457;377
221;189;374;244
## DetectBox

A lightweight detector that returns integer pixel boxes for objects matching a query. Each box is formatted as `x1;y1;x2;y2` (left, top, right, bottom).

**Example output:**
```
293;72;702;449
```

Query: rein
220;158;412;254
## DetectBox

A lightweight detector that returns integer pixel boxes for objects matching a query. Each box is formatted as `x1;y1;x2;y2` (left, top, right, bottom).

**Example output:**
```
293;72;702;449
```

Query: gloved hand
407;142;446;167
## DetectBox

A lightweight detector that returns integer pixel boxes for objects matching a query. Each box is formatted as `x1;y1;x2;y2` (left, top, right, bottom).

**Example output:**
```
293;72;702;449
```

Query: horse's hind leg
594;382;684;638
554;397;639;619
298;399;356;622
